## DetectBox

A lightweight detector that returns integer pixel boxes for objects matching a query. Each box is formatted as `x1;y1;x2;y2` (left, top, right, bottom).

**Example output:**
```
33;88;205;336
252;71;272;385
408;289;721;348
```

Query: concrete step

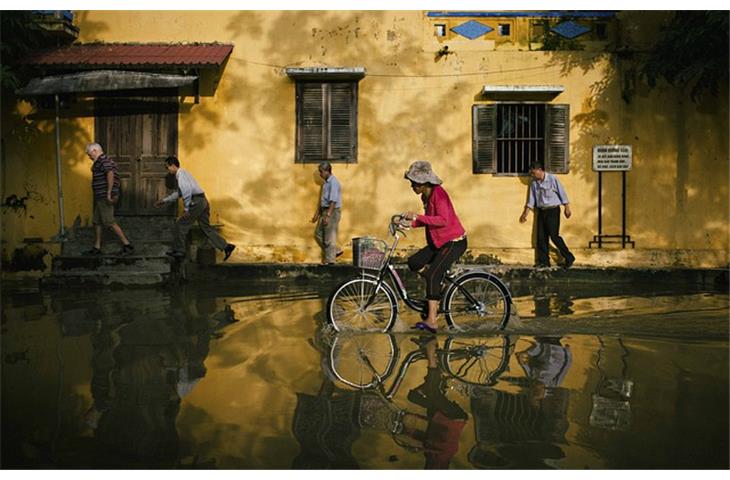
45;251;177;287
61;241;172;257
62;216;177;255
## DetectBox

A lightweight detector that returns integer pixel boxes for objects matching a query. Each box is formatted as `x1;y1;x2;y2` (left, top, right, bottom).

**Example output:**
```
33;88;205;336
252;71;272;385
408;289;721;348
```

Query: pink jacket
412;185;466;249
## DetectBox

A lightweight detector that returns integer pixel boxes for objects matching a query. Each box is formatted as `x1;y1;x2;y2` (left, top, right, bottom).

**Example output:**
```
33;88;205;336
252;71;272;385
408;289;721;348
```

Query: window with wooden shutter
472;103;569;175
472;104;497;174
545;104;569;173
296;81;357;163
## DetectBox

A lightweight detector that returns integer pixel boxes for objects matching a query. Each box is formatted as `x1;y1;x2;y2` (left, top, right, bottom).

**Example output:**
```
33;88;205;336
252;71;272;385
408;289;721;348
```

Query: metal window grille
496;104;545;174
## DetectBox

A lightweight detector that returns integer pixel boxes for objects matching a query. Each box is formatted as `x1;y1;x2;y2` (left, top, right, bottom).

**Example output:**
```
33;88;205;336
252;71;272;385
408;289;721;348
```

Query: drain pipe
53;94;65;240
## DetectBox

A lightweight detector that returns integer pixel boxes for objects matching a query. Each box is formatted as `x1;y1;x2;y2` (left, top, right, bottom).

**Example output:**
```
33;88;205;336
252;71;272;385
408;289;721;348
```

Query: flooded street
2;279;728;469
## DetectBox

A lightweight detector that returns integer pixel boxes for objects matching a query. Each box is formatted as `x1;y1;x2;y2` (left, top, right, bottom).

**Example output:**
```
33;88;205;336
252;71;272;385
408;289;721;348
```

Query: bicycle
326;214;513;333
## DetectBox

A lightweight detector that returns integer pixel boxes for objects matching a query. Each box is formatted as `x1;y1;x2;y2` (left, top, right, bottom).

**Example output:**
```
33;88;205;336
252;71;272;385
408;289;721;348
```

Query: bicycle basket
352;237;387;270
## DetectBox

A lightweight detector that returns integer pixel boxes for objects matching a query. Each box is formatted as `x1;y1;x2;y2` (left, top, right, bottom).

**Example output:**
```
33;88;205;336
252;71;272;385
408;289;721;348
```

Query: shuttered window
472;103;569;174
295;81;358;163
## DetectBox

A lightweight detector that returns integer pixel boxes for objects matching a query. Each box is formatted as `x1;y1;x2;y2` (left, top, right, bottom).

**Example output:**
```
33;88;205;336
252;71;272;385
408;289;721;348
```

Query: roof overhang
16;70;198;96
482;84;565;100
24;43;234;69
285;67;366;81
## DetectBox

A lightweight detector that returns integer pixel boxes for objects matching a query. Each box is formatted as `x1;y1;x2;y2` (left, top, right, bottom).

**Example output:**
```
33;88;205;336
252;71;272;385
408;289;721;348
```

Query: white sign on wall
593;145;632;171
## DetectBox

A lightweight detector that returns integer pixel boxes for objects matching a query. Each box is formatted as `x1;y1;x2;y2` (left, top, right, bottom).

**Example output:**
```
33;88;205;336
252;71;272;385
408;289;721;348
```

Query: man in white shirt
519;161;575;268
155;156;235;261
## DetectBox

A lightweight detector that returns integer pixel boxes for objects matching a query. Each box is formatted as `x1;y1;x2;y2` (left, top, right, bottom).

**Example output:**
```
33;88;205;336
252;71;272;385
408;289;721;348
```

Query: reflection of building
291;390;362;469
84;292;225;466
468;386;570;469
589;337;634;431
3;11;727;269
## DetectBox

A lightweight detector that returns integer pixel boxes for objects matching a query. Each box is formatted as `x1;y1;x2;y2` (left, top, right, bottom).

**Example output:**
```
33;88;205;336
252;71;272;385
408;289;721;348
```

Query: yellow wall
2;11;728;267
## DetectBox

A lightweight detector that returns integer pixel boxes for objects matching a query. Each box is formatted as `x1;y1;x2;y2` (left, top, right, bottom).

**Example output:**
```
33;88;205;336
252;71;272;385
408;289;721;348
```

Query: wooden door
95;97;178;216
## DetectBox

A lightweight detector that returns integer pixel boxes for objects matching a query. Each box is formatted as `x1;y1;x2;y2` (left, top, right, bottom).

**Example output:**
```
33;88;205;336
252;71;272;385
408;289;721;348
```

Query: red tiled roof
25;43;234;68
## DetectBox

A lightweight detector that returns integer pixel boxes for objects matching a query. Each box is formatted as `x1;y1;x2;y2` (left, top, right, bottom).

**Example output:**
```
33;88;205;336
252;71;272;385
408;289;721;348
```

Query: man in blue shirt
311;162;343;264
519;162;575;268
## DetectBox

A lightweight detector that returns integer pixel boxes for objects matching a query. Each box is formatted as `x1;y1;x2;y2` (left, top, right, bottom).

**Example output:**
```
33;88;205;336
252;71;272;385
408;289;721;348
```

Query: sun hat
404;160;443;185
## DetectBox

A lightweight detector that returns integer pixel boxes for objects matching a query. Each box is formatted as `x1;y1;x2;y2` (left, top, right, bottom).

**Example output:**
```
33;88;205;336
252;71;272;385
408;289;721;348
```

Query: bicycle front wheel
444;272;510;331
443;335;512;386
326;277;398;332
327;333;399;389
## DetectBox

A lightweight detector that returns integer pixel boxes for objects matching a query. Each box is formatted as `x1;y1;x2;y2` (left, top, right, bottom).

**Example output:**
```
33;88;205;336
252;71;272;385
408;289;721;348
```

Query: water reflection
299;332;575;469
589;337;633;432
2;288;237;468
469;337;571;469
82;294;228;466
1;284;728;468
295;334;476;469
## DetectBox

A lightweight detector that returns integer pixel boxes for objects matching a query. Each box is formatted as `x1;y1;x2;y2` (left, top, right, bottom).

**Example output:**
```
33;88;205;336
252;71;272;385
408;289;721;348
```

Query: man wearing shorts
84;143;134;256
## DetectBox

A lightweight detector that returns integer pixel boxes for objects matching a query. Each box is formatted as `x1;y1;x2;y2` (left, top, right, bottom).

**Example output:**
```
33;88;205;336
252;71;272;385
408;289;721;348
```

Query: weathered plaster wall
2;11;727;267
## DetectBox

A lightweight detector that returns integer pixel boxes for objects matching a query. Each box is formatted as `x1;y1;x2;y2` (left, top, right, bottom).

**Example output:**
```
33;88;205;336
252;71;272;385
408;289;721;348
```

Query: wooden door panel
138;154;169;213
137;111;177;214
95;97;178;216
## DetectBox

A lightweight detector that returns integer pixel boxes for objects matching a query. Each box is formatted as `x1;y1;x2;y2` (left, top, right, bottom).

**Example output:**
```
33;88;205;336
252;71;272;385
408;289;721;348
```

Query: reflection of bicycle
326;333;513;391
326;214;513;332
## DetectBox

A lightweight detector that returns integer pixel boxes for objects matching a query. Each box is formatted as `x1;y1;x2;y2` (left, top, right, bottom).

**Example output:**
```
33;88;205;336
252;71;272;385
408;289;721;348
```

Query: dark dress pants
173;196;228;253
536;207;574;266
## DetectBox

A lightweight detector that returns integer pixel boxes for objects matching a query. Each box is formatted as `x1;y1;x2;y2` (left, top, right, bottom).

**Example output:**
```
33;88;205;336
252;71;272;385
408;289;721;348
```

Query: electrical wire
230;55;571;79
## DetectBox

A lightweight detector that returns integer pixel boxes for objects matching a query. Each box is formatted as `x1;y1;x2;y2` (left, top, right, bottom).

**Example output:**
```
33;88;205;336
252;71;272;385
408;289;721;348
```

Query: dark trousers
408;238;467;300
536;207;573;266
173;196;228;252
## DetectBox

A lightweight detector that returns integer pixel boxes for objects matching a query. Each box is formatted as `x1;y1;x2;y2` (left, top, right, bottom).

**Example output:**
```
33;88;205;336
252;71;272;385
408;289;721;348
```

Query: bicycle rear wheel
443;335;512;386
327;333;399;389
444;272;510;331
326;277;398;332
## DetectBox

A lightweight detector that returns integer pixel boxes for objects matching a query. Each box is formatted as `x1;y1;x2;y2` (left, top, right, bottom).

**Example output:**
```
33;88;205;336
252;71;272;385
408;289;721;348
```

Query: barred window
473;103;569;175
295;81;358;164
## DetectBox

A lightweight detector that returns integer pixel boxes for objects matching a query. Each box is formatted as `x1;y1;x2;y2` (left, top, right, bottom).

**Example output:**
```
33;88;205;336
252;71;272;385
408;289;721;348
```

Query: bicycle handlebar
389;213;411;237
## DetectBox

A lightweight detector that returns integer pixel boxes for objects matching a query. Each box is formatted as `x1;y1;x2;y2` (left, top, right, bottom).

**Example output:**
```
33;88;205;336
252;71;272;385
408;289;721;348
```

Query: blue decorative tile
451;20;493;40
551;21;591;39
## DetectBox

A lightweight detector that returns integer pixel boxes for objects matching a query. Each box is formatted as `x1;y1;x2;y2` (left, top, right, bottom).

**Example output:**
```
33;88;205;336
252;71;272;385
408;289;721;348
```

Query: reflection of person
155;156;235;261
83;143;134;256
517;336;573;389
468;336;572;469
311;161;343;265
401;337;468;469
519;162;575;268
403;161;467;333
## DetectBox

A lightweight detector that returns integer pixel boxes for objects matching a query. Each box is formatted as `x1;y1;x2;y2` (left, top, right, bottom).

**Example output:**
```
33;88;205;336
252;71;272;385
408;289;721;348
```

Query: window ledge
285;67;366;81
482;84;564;100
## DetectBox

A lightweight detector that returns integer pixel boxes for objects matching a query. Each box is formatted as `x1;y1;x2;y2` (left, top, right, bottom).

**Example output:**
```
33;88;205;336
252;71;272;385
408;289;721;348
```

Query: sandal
411;321;437;334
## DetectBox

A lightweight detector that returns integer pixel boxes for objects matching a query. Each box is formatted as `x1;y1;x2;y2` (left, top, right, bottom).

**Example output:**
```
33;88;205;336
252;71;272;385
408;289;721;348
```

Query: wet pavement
1;277;728;469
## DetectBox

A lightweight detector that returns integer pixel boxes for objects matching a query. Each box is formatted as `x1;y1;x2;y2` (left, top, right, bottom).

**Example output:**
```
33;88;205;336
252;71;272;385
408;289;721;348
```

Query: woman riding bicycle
403;161;467;334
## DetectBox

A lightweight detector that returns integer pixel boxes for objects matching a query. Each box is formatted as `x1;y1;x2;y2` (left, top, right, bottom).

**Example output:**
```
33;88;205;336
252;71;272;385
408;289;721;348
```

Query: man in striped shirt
519;161;575;268
155;156;235;261
84;143;134;256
